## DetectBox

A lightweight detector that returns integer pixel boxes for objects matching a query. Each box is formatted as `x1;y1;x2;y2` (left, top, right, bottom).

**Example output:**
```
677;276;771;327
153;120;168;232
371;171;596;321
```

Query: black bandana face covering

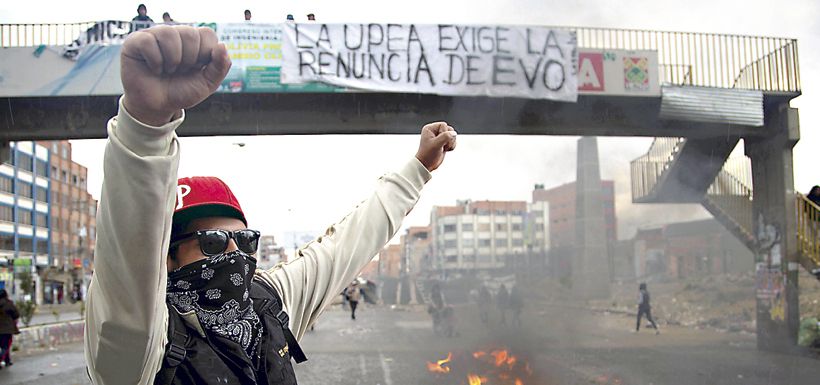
167;249;262;361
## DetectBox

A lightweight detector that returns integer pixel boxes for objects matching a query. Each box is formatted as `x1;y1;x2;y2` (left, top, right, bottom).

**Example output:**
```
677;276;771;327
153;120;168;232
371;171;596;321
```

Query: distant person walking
635;283;660;334
162;12;175;24
347;281;362;320
508;284;524;327
496;284;509;325
478;284;492;325
0;289;20;369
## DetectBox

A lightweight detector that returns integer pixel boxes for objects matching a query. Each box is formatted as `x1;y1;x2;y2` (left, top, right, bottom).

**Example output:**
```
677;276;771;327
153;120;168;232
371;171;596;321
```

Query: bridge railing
796;194;820;271
704;156;754;241
569;27;800;93
1;22;97;47
0;22;802;93
630;137;685;201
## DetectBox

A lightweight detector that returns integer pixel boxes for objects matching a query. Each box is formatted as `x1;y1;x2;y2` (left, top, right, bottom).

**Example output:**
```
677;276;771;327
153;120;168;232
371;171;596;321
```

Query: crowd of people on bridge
131;3;318;29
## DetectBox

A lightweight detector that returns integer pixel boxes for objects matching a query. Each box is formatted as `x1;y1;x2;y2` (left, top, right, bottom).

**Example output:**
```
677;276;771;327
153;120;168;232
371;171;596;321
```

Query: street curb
12;319;84;354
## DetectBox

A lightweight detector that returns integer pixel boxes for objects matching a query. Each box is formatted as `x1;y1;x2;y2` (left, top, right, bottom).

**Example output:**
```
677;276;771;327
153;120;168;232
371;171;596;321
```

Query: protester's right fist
120;26;231;126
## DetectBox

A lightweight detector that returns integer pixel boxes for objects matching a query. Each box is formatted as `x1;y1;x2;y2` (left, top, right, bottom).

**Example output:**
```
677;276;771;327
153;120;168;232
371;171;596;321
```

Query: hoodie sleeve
84;97;182;385
256;157;431;340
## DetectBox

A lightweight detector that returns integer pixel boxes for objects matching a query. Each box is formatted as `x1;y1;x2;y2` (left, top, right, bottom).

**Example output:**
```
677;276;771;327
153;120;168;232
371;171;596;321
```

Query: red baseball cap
173;176;247;234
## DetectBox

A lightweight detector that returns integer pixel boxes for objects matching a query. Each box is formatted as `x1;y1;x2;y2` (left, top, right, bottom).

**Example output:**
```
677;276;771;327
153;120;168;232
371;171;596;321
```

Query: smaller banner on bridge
281;23;579;101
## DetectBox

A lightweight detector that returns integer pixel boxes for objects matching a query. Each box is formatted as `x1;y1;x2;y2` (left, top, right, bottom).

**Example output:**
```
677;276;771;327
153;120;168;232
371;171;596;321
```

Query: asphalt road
2;301;819;385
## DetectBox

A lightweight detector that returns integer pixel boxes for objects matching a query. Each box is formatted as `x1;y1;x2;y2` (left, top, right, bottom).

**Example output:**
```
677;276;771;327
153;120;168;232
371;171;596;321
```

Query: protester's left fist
415;122;457;172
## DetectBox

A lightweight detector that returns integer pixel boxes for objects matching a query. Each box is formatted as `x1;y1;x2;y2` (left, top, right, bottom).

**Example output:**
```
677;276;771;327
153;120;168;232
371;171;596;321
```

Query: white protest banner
281;23;578;101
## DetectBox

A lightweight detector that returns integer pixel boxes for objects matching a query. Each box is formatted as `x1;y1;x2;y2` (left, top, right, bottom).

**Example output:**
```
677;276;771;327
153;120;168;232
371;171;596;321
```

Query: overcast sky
2;0;817;249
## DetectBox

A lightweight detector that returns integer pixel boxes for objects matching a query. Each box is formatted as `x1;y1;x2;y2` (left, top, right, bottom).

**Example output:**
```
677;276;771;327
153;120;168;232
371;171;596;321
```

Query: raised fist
120;25;231;126
415;122;457;172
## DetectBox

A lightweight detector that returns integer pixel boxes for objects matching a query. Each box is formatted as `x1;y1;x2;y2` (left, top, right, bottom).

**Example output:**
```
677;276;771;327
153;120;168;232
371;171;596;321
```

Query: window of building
512;239;524;247
478;239;491;247
17;182;32;198
495;238;508;247
17;209;33;225
61;170;68;183
17;153;33;171
51;166;58;178
495;223;506;231
35;159;48;176
0;205;12;222
80;177;86;188
36;239;48;253
51;142;59;154
536;224;545;231
443;224;457;232
61;145;68;159
35;212;47;226
0;234;13;250
446;255;458;263
72;174;78;185
18;237;33;252
478;223;490;231
35;186;48;202
461;223;473;231
444;239;457;248
0;176;12;194
511;223;522;231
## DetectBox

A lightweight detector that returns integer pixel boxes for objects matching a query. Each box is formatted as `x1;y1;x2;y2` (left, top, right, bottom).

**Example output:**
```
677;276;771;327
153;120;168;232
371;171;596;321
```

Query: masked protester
83;25;457;385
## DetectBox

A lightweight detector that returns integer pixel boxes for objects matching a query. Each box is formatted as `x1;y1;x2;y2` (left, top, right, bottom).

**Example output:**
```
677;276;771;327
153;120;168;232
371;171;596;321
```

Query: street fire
427;348;531;385
427;352;453;373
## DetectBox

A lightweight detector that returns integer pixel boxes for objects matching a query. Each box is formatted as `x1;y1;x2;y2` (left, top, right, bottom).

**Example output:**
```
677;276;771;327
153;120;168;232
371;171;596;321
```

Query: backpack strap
156;304;190;384
251;277;308;364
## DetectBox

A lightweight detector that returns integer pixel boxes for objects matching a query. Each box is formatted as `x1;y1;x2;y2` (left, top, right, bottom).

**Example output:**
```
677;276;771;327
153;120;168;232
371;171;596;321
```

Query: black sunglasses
170;229;261;256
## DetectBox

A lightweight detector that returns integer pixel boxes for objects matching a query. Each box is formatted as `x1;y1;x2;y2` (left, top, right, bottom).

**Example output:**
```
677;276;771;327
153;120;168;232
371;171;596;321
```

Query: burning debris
427;352;453;374
427;348;531;385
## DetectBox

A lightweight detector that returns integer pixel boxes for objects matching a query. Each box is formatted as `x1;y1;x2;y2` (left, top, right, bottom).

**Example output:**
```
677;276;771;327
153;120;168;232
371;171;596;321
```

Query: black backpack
155;277;307;384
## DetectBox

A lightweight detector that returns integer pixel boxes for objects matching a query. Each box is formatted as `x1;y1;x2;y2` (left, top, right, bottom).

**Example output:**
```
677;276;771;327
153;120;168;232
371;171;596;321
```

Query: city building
526;200;550;270
632;218;754;280
0;142;51;303
257;234;286;269
400;226;431;277
430;200;528;274
378;244;402;278
39;140;97;304
532;181;615;278
532;181;616;247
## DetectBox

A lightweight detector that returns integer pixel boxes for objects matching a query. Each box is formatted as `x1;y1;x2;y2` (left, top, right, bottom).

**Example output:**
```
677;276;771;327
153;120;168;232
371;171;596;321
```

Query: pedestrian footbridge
0;21;811;351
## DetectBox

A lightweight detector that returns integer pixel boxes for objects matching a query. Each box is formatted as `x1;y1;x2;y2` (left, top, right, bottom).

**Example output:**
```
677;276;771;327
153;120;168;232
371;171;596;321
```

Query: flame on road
426;352;453;374
427;348;530;385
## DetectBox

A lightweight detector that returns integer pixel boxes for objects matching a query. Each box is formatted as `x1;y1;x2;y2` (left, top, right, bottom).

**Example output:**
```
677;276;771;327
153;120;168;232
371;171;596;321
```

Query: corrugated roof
660;85;764;127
